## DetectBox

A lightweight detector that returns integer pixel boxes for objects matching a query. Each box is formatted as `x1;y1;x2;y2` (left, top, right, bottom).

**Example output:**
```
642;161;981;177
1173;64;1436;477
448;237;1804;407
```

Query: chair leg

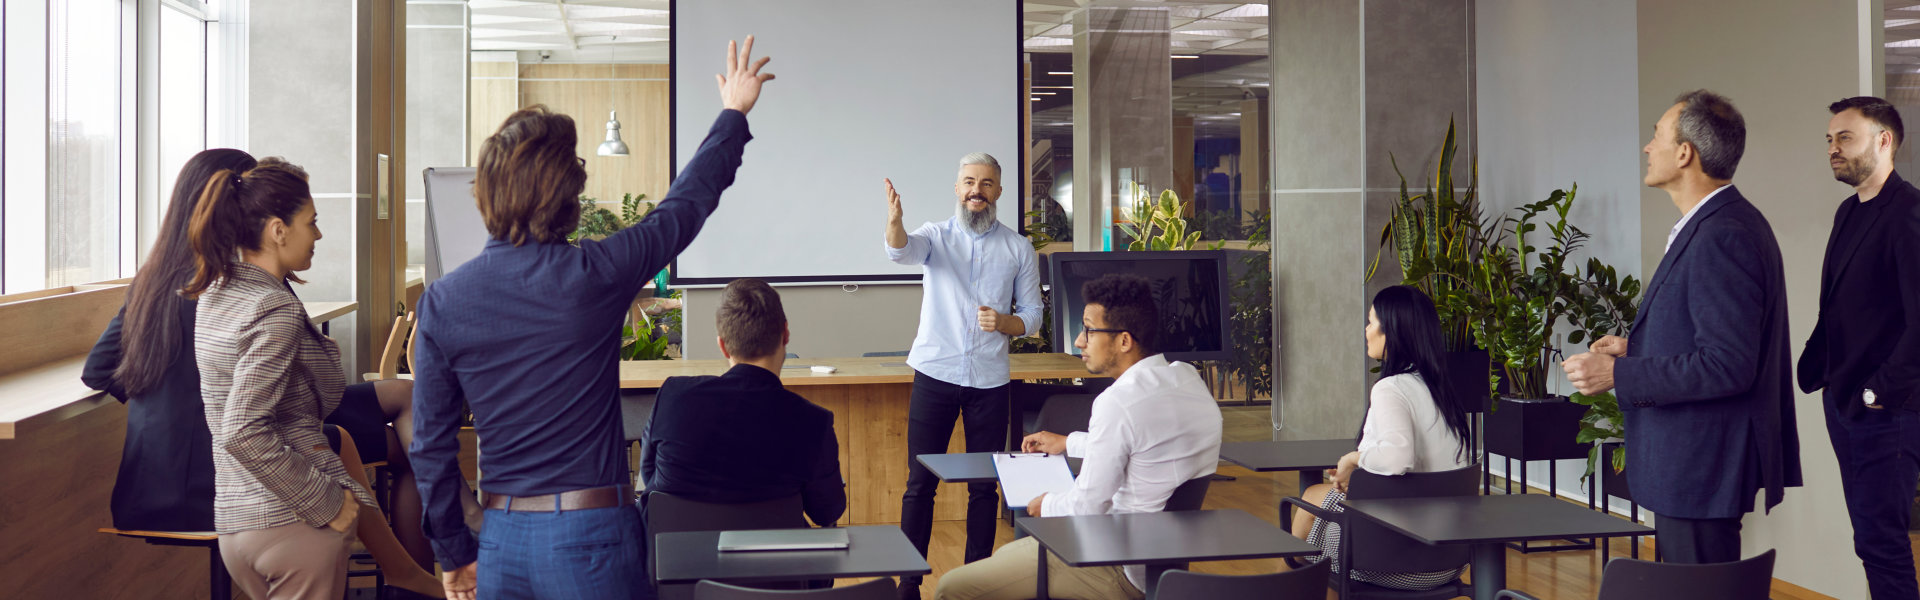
208;544;232;600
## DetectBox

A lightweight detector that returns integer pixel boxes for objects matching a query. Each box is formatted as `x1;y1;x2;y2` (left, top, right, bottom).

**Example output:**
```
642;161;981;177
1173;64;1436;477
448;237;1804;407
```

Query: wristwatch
1864;388;1881;409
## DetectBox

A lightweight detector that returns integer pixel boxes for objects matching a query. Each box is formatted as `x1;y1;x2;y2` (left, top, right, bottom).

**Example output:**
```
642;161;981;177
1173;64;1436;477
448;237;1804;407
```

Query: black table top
916;452;1082;483
653;526;931;584
1216;439;1355;472
1019;509;1319;567
1340;494;1654;545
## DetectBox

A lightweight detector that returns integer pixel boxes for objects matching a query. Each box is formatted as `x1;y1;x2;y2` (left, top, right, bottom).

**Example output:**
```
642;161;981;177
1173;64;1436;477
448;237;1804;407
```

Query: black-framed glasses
1080;327;1128;336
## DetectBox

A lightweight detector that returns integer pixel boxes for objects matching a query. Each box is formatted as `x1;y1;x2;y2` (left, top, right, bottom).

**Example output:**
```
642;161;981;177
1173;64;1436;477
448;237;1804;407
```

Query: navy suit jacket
1615;186;1803;520
641;363;845;527
1798;171;1920;418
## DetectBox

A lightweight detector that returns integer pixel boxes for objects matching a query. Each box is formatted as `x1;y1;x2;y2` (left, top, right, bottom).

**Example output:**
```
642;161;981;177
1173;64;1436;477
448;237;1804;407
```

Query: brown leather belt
483;485;632;512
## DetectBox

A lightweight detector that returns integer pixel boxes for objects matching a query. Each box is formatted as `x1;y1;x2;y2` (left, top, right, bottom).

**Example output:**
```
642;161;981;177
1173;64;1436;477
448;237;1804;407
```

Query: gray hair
1672;90;1746;180
958;152;1001;179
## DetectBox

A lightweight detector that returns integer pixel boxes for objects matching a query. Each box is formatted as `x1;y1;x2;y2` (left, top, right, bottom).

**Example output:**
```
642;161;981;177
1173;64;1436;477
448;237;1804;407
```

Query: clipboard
992;453;1076;509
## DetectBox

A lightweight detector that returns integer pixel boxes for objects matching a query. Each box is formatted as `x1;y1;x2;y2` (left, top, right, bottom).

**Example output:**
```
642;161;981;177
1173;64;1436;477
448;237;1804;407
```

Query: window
159;4;208;216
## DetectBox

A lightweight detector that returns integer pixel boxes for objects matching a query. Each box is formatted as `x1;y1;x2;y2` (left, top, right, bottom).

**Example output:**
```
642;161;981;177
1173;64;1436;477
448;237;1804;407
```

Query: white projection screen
670;0;1022;285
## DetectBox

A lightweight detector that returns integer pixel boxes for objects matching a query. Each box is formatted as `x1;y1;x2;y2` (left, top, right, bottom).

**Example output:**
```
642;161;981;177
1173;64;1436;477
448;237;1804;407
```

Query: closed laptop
716;528;850;552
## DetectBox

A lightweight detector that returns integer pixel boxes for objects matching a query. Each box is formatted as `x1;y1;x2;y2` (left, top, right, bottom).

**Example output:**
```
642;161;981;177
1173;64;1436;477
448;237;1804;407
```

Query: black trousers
1656;514;1742;565
898;371;1009;587
1828;402;1920;600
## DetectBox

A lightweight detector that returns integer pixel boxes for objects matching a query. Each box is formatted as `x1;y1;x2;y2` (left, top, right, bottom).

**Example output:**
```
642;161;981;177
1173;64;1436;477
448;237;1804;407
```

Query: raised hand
885;178;904;224
716;36;775;114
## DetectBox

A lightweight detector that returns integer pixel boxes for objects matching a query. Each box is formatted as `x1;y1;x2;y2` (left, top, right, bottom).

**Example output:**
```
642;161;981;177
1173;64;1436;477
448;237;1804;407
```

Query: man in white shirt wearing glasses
935;274;1223;600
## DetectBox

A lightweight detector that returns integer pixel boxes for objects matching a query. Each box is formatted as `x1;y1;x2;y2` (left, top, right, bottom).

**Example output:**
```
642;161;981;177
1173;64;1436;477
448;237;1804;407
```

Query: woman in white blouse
1290;285;1476;590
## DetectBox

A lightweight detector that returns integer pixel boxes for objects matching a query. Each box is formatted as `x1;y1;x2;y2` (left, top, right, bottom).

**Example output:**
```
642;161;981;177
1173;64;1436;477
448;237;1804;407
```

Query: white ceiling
1023;0;1270;56
468;0;670;62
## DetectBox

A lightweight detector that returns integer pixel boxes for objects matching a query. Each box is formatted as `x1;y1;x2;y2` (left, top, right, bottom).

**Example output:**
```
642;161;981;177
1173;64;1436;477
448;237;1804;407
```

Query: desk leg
1143;564;1170;600
1470;542;1504;600
1035;540;1050;600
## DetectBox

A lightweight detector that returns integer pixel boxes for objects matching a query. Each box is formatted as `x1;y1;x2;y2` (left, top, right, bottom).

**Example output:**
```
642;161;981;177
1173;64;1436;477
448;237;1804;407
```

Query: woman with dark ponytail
1289;285;1475;590
83;151;447;598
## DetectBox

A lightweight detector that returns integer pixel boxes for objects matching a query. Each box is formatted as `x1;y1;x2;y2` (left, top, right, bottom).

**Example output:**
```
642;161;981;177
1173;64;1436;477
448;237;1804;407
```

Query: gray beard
958;201;997;235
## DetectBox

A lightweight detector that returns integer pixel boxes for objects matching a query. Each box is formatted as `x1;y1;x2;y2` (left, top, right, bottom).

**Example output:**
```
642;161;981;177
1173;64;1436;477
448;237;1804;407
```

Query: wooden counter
622;353;1090;525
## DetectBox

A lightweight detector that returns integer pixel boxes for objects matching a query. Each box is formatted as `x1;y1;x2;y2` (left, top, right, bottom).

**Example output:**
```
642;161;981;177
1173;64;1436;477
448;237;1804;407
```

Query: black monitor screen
1048;250;1231;363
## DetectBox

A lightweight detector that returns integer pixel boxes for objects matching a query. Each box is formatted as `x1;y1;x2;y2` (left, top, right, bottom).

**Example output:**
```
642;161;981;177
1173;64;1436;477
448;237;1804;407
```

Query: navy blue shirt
410;109;753;569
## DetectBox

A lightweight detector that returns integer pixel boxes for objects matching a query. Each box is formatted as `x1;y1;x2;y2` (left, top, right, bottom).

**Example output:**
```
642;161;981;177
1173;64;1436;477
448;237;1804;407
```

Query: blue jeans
1828;403;1920;600
478;502;653;600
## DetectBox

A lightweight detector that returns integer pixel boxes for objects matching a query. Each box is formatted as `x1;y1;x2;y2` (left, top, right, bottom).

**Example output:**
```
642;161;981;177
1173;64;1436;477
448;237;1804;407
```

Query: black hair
1829;96;1904;150
1081;274;1158;356
1364;285;1473;462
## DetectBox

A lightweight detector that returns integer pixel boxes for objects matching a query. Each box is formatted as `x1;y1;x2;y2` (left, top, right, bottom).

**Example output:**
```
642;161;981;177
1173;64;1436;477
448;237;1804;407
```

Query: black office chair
1495;549;1775;600
1030;393;1095;436
1281;464;1480;600
1156;559;1329;600
860;351;909;357
1164;475;1212;512
621;389;658;491
645;492;813;600
695;578;895;600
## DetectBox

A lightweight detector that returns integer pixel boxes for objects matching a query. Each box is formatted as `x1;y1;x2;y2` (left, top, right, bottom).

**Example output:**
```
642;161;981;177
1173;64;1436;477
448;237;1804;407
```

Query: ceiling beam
553;0;580;50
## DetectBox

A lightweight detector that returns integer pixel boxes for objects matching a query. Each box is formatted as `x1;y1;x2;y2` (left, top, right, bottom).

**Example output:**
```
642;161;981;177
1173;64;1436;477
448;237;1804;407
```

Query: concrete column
248;0;406;373
1071;7;1172;250
406;2;468;267
1267;0;1472;440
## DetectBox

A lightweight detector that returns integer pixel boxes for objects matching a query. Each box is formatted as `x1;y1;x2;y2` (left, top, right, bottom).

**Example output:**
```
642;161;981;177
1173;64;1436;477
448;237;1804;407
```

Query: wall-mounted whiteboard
669;0;1022;285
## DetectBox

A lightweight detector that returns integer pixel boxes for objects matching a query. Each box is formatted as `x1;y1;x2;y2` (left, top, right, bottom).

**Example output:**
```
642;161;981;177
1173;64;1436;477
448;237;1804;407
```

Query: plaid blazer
196;263;373;533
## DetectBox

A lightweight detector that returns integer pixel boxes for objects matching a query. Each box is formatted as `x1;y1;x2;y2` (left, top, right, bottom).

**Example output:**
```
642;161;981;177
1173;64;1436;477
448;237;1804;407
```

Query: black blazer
641;363;845;527
81;303;217;532
1614;187;1803;520
1798;170;1920;419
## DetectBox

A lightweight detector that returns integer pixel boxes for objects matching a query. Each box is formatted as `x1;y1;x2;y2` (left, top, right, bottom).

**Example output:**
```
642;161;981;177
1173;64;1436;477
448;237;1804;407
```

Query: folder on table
716;528;850;552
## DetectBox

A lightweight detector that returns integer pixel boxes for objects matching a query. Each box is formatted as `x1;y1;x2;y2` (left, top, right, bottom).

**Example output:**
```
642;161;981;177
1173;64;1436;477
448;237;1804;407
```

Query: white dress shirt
1666;184;1732;253
1045;354;1223;591
1356;374;1472;476
886;216;1043;388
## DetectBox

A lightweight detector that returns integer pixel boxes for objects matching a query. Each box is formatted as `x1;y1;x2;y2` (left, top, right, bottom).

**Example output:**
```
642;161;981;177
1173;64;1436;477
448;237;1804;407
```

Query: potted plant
1369;118;1496;412
1565;257;1640;492
571;193;680;361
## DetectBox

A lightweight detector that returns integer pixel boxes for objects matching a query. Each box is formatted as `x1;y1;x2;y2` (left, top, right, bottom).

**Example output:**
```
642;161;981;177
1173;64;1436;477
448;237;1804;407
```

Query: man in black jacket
1801;96;1920;600
641;278;845;527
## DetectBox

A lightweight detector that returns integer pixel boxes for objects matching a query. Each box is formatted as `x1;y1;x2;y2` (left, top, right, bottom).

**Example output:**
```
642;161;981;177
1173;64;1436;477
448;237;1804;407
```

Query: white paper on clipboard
992;453;1076;509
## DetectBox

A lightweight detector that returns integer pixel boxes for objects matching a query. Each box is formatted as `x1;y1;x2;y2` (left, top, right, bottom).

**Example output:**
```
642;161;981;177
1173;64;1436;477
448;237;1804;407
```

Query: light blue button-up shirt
887;216;1043;389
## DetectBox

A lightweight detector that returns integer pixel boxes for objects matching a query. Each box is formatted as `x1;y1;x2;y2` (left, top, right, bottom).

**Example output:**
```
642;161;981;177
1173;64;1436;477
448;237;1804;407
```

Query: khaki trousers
933;537;1143;600
218;522;351;600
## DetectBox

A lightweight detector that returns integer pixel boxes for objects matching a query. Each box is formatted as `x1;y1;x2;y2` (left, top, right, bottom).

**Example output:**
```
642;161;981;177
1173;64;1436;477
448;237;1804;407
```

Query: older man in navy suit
1563;89;1803;564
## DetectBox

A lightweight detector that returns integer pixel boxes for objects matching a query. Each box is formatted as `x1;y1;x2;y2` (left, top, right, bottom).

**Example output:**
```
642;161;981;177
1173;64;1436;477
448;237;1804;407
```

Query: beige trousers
933;537;1144;600
218;522;352;600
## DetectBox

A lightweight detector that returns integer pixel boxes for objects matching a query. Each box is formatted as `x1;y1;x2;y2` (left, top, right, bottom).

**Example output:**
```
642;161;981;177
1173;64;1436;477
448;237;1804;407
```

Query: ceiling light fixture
597;38;630;157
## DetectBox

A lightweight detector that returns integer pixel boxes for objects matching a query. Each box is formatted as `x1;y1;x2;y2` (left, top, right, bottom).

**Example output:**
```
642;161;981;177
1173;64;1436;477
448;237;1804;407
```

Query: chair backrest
1155;559;1328;600
620;390;657;443
372;311;416;380
1163;476;1212;512
1596;549;1775;600
1342;463;1480;574
1032;394;1095;435
861;351;909;357
645;491;808;535
694;577;894;600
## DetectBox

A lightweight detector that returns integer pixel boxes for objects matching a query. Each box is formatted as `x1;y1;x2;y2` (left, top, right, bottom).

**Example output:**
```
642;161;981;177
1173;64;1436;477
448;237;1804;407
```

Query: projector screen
670;0;1022;285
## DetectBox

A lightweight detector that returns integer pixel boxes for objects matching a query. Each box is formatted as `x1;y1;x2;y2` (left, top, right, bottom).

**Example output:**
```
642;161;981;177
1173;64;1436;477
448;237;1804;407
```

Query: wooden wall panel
822;383;973;525
514;63;671;213
0;402;206;598
469;60;519;165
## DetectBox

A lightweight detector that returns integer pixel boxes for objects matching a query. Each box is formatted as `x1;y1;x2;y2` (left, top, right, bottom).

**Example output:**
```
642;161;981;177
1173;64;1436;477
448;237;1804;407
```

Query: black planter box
1444;349;1494;414
1597;442;1631;502
1484;396;1589;461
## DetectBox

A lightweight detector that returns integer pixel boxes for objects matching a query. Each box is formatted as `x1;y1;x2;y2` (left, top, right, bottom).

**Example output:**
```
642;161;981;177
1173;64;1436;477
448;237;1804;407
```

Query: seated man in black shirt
641;278;845;527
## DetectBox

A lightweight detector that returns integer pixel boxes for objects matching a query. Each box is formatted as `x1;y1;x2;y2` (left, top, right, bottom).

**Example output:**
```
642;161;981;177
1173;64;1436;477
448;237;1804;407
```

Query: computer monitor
1048;250;1232;363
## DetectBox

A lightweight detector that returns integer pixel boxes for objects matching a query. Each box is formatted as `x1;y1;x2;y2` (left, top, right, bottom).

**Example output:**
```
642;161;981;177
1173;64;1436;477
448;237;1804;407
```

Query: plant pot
1597;441;1631;502
1484;396;1589;461
1443;349;1494;414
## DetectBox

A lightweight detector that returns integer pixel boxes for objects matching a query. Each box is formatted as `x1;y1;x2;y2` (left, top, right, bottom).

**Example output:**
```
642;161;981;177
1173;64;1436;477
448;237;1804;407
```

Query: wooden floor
855;463;1842;600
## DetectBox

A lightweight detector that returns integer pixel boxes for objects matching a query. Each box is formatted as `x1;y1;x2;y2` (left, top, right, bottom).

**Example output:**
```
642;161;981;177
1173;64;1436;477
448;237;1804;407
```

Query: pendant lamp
597;40;630;157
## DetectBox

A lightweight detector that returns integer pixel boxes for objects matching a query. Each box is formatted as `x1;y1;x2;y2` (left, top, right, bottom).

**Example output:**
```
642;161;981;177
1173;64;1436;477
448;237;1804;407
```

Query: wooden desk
303;301;356;336
622;354;1088;525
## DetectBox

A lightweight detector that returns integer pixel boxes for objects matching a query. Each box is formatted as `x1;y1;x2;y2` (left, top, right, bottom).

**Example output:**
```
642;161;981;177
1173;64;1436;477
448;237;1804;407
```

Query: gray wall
681;284;924;360
1474;0;1642;510
1637;0;1868;596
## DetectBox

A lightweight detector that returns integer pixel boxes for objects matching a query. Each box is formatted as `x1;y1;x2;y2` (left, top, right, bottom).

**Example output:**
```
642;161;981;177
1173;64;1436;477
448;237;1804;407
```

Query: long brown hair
181;158;314;299
113;149;258;395
474;104;587;245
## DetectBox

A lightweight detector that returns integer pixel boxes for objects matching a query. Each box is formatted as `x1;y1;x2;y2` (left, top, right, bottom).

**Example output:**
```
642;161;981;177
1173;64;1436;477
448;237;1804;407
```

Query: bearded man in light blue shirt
883;152;1042;600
